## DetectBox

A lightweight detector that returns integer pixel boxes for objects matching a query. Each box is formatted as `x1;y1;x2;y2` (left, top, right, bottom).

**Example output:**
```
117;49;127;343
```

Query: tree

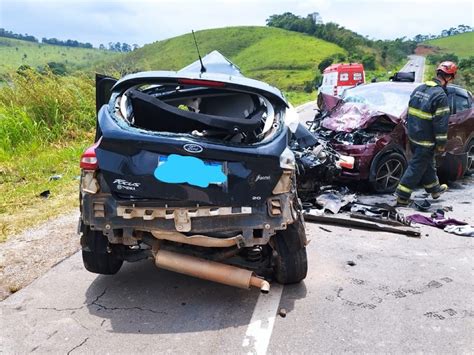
46;62;67;75
318;57;334;73
362;54;376;70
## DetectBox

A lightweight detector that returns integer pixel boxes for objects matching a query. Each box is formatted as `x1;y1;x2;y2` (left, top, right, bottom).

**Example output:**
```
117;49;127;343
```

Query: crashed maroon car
313;82;474;193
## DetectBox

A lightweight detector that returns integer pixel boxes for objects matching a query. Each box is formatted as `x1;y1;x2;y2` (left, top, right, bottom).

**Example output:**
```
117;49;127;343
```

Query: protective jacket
406;79;450;148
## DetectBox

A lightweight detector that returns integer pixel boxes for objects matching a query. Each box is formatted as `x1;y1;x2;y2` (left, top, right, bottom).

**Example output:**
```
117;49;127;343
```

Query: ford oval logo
183;144;203;153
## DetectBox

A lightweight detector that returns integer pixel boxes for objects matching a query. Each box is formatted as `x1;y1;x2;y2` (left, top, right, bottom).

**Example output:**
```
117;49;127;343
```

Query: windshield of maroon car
342;84;416;117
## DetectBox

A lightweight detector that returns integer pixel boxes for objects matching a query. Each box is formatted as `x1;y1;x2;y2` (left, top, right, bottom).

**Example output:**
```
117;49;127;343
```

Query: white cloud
0;0;472;46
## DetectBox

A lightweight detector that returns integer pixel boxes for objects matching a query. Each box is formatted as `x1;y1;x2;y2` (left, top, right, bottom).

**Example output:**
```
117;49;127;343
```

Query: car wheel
81;225;123;275
272;217;308;284
466;140;474;175
371;152;407;193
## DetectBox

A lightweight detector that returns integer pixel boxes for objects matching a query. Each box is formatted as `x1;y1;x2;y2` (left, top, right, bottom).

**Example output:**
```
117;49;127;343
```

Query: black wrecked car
79;51;342;292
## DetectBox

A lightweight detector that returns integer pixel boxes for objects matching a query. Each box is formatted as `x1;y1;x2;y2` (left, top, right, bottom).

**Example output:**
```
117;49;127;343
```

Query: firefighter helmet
436;61;458;76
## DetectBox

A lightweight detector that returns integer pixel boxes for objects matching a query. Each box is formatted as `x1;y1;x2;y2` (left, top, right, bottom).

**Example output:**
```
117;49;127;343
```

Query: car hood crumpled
321;98;402;133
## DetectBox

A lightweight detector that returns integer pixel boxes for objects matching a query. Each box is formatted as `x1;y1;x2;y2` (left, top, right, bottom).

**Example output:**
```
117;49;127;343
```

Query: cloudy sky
1;0;473;47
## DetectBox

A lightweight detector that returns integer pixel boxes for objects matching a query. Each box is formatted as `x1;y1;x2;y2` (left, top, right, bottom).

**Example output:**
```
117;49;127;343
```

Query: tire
466;140;474;176
370;152;407;193
272;217;308;284
81;225;123;275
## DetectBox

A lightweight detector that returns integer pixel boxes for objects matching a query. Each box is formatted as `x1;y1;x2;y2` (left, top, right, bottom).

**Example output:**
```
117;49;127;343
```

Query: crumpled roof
321;101;402;132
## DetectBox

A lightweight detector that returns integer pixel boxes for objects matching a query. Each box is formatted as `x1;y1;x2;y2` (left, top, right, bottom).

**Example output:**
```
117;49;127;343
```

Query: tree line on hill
0;28;138;52
266;12;417;69
413;24;472;42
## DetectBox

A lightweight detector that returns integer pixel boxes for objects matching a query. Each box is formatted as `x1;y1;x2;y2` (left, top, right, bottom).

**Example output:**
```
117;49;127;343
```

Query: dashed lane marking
242;284;284;355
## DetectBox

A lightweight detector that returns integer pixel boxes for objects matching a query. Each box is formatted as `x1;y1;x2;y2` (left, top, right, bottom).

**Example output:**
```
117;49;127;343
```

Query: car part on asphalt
315;190;357;214
304;212;421;237
412;199;431;212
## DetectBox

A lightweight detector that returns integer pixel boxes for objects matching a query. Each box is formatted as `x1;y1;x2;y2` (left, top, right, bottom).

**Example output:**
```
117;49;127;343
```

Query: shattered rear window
112;84;283;145
342;84;415;117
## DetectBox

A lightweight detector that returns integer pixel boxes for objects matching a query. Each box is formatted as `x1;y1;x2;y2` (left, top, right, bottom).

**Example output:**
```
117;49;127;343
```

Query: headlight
336;155;355;170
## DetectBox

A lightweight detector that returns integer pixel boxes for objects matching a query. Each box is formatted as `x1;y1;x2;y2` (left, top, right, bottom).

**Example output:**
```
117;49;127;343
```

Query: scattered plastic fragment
49;174;62;181
413;199;431;212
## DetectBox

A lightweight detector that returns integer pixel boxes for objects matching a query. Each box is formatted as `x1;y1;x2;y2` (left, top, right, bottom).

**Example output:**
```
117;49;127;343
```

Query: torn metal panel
304;212;421;237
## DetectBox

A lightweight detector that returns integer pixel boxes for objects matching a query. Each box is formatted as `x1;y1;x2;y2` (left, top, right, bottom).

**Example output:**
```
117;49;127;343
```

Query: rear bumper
81;191;298;247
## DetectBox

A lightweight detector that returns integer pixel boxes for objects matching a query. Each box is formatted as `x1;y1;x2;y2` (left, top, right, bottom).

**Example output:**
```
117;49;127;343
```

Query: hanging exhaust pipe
154;249;270;293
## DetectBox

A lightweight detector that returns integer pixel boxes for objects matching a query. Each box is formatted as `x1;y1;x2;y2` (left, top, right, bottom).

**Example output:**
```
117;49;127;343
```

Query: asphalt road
2;87;473;354
399;55;426;83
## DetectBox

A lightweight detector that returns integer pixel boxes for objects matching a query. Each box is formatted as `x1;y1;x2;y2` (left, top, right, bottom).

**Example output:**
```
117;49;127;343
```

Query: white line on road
242;284;284;355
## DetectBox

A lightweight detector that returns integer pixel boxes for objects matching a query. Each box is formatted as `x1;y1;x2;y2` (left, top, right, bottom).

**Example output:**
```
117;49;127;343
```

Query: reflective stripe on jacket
406;80;450;148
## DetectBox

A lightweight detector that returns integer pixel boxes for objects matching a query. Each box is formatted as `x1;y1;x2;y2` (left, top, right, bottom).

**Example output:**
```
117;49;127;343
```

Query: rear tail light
80;138;101;170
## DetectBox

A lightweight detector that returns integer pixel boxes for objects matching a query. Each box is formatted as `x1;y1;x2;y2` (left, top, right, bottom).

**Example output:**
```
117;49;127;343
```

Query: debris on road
304;212;421;237
407;211;467;229
48;174;63;181
443;225;474;237
412;199;431;212
315;188;357;214
319;226;332;233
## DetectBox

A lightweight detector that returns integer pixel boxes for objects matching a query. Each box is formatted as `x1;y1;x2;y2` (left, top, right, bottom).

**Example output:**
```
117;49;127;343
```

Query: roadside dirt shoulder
0;211;80;300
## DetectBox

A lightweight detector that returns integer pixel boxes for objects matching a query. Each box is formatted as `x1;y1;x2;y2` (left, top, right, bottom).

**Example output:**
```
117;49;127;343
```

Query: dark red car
313;82;474;193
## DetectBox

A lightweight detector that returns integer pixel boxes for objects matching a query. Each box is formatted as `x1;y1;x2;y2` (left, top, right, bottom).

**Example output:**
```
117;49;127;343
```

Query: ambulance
319;63;365;97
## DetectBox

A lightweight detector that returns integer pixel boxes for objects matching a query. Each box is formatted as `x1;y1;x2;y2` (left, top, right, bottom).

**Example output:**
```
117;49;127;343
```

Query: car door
447;88;473;154
95;74;117;141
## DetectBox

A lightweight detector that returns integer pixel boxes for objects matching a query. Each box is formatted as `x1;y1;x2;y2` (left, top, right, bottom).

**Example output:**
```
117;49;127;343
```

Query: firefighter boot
431;184;448;199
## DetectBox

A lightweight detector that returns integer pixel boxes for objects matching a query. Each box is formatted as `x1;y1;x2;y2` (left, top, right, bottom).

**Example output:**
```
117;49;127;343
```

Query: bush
0;70;94;152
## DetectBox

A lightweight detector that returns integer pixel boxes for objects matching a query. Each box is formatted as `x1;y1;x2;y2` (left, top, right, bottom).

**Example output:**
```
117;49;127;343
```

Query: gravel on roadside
0;211;80;300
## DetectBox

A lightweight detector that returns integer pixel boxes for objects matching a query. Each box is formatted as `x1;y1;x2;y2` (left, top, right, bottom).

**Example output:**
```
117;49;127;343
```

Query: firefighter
395;61;458;206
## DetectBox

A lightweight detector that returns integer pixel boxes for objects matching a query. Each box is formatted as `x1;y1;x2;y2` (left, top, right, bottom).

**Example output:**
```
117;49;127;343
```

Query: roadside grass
424;32;474;59
0;140;92;241
0;70;95;242
0;37;118;75
285;91;316;106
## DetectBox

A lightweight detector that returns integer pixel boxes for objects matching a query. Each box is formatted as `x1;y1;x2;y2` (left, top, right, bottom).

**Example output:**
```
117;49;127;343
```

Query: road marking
242;284;284;355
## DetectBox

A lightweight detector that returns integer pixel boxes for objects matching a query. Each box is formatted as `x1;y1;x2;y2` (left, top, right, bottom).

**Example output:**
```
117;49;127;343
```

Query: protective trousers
395;144;440;200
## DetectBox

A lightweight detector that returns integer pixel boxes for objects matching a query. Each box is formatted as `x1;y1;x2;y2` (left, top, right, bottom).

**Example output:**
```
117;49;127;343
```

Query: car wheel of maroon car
466;140;474;175
370;152;407;194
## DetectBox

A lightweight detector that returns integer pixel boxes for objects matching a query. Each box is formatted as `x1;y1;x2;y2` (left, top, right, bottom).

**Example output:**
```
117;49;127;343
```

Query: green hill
424;32;474;58
0;37;119;75
96;26;346;91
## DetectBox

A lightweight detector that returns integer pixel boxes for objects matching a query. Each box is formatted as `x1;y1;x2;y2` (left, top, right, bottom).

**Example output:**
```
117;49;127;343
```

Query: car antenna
192;30;206;74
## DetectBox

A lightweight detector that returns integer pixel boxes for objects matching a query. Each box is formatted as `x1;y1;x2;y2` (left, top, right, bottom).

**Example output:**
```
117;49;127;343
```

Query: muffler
154;249;270;293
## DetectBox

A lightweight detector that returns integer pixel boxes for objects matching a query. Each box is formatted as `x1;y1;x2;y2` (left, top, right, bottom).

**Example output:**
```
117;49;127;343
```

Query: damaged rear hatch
96;51;292;207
